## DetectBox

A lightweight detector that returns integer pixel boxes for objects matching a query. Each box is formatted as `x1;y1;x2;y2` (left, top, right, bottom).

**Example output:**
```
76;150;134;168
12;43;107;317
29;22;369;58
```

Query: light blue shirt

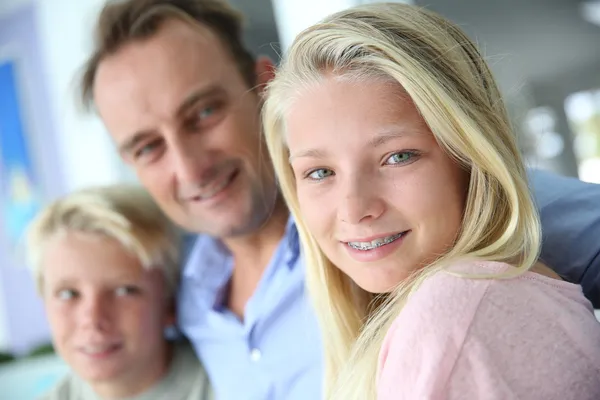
178;218;323;400
179;169;600;400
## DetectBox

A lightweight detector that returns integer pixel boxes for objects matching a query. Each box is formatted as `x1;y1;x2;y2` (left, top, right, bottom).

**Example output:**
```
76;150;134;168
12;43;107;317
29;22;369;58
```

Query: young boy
26;185;212;399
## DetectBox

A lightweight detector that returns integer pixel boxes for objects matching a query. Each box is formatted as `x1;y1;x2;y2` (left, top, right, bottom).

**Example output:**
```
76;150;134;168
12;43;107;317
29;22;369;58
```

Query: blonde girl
263;3;600;399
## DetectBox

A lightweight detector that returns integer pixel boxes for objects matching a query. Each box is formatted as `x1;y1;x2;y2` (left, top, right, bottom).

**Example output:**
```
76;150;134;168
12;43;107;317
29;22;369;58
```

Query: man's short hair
25;184;182;296
80;0;256;110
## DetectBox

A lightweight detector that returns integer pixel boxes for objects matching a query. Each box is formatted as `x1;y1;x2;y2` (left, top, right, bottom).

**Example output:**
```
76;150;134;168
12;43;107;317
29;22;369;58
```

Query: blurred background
0;0;599;397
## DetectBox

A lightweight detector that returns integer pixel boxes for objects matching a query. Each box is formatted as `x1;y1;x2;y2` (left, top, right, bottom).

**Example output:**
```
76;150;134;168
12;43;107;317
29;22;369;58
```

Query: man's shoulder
527;169;600;307
528;168;599;206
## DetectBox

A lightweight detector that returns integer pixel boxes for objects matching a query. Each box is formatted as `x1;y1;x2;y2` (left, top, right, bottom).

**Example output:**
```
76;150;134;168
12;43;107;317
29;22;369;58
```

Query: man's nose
169;137;205;185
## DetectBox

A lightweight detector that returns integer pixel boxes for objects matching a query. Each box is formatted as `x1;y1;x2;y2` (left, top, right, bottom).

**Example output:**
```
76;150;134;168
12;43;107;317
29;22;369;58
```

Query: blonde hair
25;184;182;296
262;3;541;399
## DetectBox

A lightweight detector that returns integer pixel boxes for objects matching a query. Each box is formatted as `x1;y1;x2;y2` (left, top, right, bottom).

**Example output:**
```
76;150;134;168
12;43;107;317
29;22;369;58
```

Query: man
80;1;600;399
25;185;212;399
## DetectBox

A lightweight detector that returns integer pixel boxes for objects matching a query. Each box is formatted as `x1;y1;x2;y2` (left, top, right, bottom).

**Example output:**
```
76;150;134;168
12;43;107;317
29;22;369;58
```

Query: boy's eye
115;285;140;297
57;289;78;301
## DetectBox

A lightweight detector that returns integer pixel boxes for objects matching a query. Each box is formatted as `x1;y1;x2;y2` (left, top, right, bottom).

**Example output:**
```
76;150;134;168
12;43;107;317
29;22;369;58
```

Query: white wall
271;0;357;52
35;0;129;192
271;0;413;52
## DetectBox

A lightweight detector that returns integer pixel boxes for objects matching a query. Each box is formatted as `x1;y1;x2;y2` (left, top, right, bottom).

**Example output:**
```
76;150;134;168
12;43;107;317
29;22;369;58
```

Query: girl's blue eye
386;152;414;165
307;168;334;181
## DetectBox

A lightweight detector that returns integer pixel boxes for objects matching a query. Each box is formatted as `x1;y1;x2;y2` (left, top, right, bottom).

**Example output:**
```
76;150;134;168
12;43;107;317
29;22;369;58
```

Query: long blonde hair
262;3;541;399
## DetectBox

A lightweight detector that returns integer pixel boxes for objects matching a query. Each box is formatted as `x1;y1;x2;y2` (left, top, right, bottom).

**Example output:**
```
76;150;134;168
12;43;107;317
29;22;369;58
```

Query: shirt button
250;348;262;362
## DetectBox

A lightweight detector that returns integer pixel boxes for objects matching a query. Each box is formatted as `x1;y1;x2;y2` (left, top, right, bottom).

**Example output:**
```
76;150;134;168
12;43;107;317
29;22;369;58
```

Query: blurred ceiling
3;0;595;94
229;0;281;60
419;0;600;90
230;0;600;92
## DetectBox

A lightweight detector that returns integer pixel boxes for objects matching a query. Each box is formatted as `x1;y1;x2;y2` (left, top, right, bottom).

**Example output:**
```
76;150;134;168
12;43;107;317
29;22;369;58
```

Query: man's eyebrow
175;85;225;118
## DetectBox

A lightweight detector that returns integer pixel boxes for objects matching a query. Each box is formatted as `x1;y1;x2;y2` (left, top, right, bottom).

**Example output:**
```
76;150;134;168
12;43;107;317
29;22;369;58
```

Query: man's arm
529;169;600;308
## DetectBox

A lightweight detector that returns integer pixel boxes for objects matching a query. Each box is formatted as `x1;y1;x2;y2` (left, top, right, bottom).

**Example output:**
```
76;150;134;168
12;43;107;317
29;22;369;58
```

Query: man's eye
199;106;215;119
115;285;140;297
134;141;160;159
185;102;225;131
306;168;334;181
56;289;77;301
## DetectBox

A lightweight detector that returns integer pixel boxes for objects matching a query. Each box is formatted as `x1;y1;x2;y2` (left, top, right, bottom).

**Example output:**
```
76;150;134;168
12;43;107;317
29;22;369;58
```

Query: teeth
347;233;403;251
199;175;232;199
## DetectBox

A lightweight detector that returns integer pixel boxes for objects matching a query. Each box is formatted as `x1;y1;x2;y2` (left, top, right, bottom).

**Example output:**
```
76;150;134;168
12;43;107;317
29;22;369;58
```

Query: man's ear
255;56;276;96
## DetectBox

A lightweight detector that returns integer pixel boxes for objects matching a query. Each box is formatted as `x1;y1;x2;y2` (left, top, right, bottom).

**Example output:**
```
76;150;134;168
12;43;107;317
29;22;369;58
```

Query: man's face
94;19;277;237
42;232;173;389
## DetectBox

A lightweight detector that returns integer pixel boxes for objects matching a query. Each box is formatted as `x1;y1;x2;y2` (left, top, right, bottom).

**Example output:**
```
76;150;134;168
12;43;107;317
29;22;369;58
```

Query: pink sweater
377;261;600;399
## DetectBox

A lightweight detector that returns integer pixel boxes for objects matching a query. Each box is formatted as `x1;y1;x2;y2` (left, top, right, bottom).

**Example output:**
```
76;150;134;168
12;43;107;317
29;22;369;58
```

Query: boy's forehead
41;232;145;282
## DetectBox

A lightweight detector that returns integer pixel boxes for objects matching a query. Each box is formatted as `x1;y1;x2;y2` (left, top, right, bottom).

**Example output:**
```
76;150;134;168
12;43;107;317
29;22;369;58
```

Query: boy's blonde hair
263;3;541;399
26;184;182;295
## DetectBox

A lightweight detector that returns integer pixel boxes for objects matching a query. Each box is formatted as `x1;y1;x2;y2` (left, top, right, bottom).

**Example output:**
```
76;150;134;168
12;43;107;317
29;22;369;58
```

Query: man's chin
177;196;275;237
201;212;279;238
182;217;255;238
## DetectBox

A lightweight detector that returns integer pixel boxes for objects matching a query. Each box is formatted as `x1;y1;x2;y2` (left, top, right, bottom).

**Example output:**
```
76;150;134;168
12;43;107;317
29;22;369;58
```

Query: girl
263;3;600;399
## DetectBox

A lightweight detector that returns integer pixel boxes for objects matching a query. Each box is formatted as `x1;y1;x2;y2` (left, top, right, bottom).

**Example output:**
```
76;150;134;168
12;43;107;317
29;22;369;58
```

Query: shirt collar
182;215;301;279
